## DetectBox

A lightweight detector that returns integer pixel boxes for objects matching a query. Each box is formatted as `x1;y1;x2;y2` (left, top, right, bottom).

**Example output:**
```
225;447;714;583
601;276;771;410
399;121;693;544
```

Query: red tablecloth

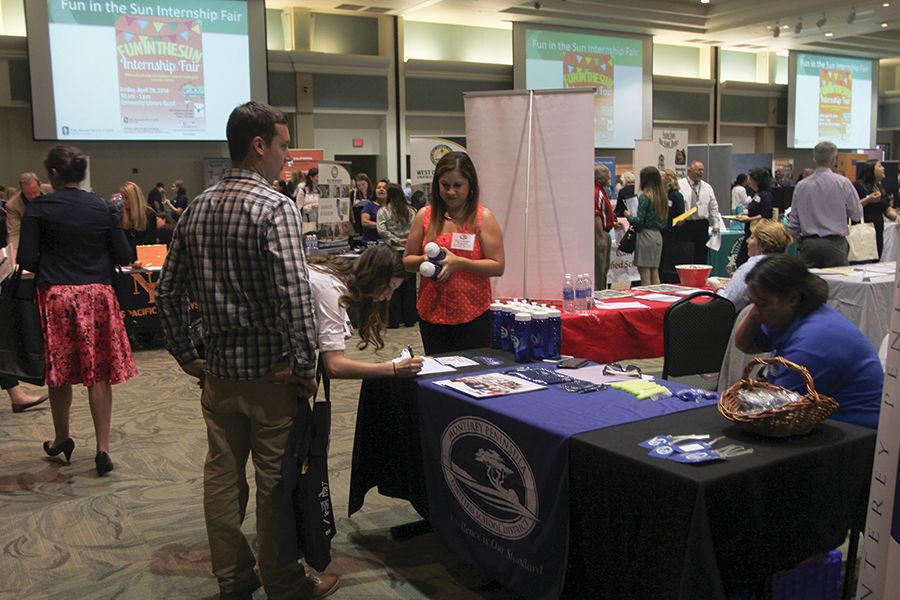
561;298;671;363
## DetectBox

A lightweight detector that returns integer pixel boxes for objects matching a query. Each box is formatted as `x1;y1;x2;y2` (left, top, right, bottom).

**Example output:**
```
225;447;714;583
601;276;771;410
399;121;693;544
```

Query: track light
825;32;834;37
794;19;803;34
817;14;827;28
847;7;856;24
773;22;780;38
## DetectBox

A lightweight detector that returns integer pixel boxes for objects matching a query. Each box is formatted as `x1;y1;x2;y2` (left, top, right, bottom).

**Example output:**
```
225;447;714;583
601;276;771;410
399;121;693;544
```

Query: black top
172;194;190;211
854;181;887;226
17;188;134;285
614;184;635;217
126;206;159;250
745;189;774;237
667;189;685;228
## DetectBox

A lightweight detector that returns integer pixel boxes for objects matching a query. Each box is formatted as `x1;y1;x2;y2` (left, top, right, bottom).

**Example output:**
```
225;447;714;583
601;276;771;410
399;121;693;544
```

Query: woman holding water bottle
403;152;505;355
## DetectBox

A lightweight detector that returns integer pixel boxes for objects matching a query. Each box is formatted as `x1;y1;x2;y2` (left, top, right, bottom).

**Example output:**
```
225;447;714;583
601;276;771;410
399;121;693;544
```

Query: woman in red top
404;152;505;354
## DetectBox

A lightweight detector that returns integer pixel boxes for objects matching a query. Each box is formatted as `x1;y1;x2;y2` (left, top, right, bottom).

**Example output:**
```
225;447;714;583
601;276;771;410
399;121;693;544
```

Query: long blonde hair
121;181;148;232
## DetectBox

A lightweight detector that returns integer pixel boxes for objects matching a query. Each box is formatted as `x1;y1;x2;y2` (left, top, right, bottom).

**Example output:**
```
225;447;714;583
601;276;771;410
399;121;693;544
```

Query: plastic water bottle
500;303;514;352
419;261;442;280
490;302;504;349
545;308;562;359
424;242;446;262
575;274;589;312
563;274;576;314
512;313;532;363
531;311;547;360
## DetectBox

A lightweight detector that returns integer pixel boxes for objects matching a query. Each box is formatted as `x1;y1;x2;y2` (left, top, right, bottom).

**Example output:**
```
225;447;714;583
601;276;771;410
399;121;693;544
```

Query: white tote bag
847;221;878;263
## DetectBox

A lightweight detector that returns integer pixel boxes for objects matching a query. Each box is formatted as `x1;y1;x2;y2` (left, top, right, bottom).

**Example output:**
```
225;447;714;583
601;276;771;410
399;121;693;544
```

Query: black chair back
663;291;736;380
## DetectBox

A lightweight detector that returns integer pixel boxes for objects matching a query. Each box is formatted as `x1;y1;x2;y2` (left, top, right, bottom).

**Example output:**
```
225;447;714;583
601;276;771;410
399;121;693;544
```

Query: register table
349;350;875;600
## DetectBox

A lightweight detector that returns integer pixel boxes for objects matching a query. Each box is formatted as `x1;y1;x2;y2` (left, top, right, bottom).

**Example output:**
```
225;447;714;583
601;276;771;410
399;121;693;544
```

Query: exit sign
352;137;364;148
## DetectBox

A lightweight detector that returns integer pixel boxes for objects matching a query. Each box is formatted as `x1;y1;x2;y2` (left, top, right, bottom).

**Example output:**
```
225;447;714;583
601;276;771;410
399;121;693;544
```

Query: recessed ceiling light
825;32;834;37
882;22;889;27
700;0;710;4
883;2;890;7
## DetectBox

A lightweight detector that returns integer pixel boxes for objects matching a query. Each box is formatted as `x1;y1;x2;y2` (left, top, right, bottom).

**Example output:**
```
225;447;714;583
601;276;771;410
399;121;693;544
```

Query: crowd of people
0;98;891;599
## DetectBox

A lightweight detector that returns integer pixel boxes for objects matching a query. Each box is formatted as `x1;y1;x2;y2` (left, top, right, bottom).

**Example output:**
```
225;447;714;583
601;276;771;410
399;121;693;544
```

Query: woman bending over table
308;245;423;379
734;254;882;429
708;219;792;312
403;152;505;355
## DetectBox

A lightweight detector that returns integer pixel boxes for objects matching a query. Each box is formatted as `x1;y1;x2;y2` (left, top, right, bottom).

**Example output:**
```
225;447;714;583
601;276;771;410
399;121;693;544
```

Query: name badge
451;232;475;252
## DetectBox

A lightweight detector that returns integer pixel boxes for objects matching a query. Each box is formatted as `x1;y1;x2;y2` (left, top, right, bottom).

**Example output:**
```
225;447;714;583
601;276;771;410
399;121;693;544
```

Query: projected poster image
792;53;873;149
525;29;643;148
46;0;249;140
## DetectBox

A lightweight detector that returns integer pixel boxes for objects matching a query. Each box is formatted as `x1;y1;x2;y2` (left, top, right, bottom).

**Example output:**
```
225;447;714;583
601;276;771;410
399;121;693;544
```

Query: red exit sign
352;137;364;148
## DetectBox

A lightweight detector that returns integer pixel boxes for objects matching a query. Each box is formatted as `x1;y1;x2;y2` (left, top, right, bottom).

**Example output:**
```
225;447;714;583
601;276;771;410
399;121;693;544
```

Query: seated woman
735;254;882;429
307;245;423;379
707;219;792;312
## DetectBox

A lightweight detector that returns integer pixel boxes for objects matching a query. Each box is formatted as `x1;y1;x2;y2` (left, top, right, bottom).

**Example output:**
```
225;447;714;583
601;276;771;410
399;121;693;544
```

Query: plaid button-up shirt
157;167;318;380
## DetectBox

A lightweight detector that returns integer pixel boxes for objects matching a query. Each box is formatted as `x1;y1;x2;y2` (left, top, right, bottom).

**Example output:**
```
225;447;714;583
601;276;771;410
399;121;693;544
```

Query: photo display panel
523;27;647;148
37;0;251;140
790;52;876;149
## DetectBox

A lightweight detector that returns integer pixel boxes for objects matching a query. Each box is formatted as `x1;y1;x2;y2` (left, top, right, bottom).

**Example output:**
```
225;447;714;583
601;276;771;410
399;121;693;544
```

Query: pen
403;345;413;358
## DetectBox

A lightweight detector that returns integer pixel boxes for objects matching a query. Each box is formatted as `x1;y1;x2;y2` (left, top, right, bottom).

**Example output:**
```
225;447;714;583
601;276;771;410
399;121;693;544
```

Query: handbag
279;357;336;572
847;221;878;262
618;227;637;254
0;266;45;386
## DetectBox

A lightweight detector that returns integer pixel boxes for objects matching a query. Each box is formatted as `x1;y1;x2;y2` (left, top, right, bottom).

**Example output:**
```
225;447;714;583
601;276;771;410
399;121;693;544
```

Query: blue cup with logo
512;313;532;363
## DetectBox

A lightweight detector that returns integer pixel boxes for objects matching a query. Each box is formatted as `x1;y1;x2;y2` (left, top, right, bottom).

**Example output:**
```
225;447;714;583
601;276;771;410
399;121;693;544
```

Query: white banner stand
464;89;595;301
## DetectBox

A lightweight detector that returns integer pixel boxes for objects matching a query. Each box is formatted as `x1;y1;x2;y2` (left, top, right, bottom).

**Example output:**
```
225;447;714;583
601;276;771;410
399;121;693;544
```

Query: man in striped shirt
157;101;338;600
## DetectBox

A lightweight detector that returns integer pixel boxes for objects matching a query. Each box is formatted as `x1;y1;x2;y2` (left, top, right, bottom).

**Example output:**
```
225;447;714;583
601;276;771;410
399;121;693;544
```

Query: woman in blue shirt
735;254;882;429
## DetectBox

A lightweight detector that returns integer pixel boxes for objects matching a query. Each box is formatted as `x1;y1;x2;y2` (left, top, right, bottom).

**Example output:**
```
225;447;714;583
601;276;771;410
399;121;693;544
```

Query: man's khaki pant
201;374;313;600
595;217;611;291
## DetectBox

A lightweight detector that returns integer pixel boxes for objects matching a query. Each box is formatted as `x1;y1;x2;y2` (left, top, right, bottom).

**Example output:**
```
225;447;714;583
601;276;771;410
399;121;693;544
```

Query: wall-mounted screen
788;52;878;149
26;0;268;141
513;24;652;149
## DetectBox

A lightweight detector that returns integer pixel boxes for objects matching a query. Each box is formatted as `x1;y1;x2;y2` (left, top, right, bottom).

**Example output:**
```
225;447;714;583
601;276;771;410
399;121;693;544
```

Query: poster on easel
410;137;467;200
302;161;353;249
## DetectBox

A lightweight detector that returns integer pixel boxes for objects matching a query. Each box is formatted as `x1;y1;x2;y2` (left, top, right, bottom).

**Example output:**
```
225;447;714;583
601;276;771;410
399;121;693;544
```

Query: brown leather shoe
309;574;340;599
11;393;49;413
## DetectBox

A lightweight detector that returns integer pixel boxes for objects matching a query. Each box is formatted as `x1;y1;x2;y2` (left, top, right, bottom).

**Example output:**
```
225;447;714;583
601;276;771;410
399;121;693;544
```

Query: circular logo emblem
331;165;339;178
430;144;453;166
441;417;539;540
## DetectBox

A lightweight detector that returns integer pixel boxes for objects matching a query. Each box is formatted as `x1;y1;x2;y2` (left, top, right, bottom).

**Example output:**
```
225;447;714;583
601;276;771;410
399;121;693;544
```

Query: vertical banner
314;162;353;247
465;89;595;300
856;250;900;600
652;127;689;178
410;137;467;201
633;139;655;173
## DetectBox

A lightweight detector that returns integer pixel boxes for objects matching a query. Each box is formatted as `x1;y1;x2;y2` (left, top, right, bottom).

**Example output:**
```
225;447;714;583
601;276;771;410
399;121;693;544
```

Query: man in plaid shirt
157;101;339;600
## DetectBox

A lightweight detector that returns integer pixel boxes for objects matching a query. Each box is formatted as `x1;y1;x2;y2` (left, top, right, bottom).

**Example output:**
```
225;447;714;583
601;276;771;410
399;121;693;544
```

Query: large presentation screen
26;0;266;141
788;52;877;149
514;25;651;148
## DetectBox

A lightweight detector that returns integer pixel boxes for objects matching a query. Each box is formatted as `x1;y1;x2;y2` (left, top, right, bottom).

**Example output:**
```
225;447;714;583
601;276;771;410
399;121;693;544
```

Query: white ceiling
268;0;900;58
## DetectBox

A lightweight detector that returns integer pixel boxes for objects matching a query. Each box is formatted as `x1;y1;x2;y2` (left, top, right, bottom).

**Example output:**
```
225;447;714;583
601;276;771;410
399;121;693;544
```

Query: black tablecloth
348;348;517;518
564;406;876;600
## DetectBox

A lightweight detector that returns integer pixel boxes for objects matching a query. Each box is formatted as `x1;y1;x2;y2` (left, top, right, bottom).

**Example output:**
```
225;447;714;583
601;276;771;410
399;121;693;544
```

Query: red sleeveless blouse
417;205;493;325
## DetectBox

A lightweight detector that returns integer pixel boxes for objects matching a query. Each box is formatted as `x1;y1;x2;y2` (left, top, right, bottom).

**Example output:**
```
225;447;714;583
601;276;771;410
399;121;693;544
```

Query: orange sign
280;148;324;183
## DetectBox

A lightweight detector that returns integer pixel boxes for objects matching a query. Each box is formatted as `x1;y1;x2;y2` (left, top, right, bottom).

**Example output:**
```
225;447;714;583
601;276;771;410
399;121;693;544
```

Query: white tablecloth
718;264;895;390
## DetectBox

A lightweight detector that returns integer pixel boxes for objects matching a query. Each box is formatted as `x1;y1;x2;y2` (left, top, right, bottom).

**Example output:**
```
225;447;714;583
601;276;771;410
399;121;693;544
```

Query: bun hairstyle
745;254;828;315
44;145;88;185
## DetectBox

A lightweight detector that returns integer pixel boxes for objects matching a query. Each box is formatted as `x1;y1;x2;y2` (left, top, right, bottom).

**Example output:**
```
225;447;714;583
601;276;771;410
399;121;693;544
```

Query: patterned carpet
0;325;534;600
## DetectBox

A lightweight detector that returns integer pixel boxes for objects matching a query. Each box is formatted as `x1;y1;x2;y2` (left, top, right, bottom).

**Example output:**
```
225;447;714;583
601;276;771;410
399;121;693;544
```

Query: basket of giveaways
718;357;838;437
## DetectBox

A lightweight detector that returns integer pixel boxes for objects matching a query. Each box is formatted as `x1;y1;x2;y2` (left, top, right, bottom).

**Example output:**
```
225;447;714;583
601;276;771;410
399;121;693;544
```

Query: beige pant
201;374;312;600
595;218;611;291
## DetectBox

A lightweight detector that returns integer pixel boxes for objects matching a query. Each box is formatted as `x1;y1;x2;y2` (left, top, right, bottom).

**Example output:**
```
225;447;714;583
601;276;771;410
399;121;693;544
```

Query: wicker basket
718;357;838;437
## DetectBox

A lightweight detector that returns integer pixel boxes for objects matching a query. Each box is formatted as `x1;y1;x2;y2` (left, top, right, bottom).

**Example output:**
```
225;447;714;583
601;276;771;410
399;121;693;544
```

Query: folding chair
662;291;736;386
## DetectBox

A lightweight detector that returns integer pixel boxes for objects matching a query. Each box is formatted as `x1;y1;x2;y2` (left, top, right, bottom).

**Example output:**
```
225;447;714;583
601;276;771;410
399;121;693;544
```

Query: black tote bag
278;357;336;572
0;267;45;386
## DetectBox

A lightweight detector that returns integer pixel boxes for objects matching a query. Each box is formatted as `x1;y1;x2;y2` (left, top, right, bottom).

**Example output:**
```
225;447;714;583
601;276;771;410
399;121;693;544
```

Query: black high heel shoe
43;438;75;463
95;451;114;476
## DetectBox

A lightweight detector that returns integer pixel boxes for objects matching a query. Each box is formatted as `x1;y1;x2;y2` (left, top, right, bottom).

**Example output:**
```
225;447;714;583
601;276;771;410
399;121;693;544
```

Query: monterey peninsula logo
440;417;539;540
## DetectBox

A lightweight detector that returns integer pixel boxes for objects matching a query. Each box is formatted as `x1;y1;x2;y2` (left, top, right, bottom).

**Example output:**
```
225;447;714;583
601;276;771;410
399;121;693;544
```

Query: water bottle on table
512;313;532;363
563;273;576;314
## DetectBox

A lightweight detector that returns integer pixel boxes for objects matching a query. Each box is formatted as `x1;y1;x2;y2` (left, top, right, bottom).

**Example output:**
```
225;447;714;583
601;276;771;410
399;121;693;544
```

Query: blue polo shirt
755;304;883;429
362;200;381;242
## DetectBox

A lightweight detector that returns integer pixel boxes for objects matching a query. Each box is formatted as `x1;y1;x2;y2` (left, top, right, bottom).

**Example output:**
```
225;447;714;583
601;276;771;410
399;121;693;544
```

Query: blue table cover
417;366;717;599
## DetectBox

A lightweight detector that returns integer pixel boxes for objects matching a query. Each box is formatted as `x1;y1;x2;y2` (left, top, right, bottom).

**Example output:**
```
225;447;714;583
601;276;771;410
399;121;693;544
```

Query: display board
513;24;652;149
465;89;595;300
300;161;353;249
788;52;877;149
410;136;467;200
856;250;900;600
652;127;689;178
25;0;267;141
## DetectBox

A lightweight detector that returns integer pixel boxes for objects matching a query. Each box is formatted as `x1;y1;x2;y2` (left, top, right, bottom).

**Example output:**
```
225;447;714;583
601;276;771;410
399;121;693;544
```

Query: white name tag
450;232;475;252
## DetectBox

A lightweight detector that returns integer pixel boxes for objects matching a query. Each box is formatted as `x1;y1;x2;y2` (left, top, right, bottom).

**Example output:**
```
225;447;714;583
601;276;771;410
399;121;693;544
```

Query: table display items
640;433;755;464
433;372;546;399
610;379;671;401
719;357;838;437
489;300;561;360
